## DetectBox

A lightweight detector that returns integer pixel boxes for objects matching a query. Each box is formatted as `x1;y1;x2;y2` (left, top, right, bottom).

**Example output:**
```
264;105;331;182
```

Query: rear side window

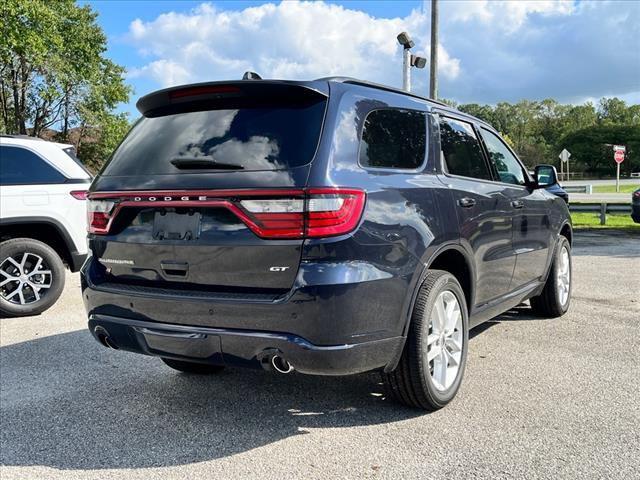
479;129;527;186
439;117;492;181
359;109;426;169
102;99;326;176
0;146;66;185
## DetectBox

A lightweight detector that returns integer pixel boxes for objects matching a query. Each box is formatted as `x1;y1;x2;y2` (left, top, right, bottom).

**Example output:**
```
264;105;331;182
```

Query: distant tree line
0;0;130;172
448;97;640;178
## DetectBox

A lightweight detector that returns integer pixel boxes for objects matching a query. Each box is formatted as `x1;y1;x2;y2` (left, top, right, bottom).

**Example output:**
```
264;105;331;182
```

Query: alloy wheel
557;246;571;306
0;252;53;305
427;290;463;391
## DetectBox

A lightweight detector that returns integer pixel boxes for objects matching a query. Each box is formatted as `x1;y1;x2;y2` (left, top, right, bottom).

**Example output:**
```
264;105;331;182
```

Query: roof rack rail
315;76;452;108
0;134;45;141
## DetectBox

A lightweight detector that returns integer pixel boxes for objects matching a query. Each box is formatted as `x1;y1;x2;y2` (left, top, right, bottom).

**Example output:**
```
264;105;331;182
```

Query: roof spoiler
136;80;328;117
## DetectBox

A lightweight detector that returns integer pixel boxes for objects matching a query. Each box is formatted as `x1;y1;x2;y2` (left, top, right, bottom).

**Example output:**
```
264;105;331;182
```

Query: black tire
382;270;469;410
161;358;225;374
530;236;572;318
0;238;66;317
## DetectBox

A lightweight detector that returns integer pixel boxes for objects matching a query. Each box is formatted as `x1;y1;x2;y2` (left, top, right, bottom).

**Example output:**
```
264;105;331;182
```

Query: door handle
458;197;476;208
511;200;525;209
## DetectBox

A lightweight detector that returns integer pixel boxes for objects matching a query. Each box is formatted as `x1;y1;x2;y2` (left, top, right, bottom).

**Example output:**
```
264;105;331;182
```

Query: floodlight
397;32;415;49
411;55;427;69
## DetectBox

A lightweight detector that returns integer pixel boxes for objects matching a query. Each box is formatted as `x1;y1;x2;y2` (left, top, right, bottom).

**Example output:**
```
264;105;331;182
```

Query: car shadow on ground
1;303;549;471
1;329;422;470
469;304;546;339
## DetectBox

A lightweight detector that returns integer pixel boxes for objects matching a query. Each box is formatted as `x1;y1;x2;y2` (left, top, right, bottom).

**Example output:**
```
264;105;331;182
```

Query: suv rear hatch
88;81;363;294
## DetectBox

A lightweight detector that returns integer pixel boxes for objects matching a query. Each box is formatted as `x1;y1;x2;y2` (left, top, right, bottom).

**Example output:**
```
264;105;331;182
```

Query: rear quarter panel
303;83;456;339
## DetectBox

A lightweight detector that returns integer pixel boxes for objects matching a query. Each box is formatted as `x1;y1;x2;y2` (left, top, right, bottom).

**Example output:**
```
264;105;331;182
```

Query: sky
84;0;640;116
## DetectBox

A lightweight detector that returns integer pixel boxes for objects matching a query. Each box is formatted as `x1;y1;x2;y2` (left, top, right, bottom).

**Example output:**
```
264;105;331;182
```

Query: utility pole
429;0;439;99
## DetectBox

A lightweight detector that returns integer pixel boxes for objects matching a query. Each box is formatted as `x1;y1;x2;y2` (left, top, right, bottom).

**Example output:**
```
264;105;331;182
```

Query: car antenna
242;71;262;80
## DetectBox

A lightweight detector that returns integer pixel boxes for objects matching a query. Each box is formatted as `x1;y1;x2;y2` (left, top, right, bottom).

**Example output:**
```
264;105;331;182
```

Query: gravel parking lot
1;230;639;480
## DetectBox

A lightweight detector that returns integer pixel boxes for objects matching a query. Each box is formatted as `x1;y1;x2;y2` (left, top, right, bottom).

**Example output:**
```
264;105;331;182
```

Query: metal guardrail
569;202;632;225
569;203;631;213
564;185;593;194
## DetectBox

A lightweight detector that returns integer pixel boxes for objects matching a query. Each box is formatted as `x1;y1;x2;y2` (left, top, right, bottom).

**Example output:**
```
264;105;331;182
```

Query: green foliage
454;97;639;177
571;213;640;230
559;124;640;177
0;0;130;170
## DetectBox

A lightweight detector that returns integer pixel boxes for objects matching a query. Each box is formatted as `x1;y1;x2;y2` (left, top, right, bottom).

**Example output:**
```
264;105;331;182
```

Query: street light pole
429;0;439;99
402;47;411;92
397;32;426;93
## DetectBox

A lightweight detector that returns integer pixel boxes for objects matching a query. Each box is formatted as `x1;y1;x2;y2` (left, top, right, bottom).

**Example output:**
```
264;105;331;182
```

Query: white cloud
439;0;640;103
124;0;640;105
448;0;574;32
125;1;460;94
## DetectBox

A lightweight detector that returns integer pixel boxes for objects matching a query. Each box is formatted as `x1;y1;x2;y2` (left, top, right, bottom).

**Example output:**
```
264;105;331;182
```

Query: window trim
0;145;69;186
356;107;429;173
477;127;534;189
436;113;496;183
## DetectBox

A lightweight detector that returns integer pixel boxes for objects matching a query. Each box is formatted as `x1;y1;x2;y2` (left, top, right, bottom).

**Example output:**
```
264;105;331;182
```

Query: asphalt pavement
1;230;639;479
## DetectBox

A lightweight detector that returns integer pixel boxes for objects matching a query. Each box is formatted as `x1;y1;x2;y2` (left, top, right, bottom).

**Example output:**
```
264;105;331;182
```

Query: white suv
0;135;91;316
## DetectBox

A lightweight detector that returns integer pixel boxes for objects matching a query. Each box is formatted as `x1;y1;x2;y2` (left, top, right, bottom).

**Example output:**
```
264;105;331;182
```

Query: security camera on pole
397;32;427;93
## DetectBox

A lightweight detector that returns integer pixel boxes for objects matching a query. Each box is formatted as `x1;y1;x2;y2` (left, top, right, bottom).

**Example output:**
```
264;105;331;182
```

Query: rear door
88;83;328;293
436;115;516;305
478;128;553;288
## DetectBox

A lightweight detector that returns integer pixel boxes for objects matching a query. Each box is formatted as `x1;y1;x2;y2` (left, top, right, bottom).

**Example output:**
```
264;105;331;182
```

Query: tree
458;103;496;125
559;125;640;177
598;98;631;125
0;0;130;170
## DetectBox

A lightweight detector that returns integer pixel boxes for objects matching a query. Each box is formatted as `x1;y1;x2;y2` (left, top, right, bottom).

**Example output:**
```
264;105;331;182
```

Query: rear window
102;100;326;176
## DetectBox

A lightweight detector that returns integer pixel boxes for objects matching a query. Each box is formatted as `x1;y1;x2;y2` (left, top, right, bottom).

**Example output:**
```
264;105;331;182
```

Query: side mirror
535;164;558;188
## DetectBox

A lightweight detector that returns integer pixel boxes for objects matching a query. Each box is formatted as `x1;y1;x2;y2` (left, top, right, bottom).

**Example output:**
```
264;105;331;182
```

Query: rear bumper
81;256;412;375
88;314;403;375
632;204;640;223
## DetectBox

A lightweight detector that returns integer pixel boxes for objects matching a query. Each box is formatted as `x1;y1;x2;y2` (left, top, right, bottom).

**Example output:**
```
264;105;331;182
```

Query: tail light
87;188;366;239
70;190;88;200
87;200;116;234
634;191;640;198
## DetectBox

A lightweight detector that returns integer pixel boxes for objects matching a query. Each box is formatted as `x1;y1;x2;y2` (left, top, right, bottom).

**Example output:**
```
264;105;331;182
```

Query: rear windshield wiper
170;156;244;170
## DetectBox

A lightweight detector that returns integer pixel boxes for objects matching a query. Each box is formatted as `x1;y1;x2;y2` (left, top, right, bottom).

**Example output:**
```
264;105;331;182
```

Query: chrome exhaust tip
271;355;294;374
103;336;119;350
95;326;119;350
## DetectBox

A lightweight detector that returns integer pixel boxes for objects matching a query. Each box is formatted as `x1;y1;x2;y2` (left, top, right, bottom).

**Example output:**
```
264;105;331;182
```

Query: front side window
0;146;66;185
439;117;492;181
480;129;527;186
359;109;426;169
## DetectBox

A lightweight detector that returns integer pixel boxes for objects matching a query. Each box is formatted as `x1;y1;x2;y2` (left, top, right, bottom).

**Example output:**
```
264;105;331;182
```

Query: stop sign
614;150;625;164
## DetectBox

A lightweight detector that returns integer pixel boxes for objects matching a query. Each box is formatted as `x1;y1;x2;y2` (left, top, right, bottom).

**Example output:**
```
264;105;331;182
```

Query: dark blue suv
82;78;573;410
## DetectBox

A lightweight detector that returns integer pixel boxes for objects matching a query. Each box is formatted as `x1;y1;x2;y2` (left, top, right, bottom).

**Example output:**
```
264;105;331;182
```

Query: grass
571;212;640;229
592;184;639;194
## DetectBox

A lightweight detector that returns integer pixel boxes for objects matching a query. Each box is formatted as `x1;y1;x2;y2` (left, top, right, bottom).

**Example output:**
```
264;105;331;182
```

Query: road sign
559;149;571;181
614;150;625;164
612;145;625;192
